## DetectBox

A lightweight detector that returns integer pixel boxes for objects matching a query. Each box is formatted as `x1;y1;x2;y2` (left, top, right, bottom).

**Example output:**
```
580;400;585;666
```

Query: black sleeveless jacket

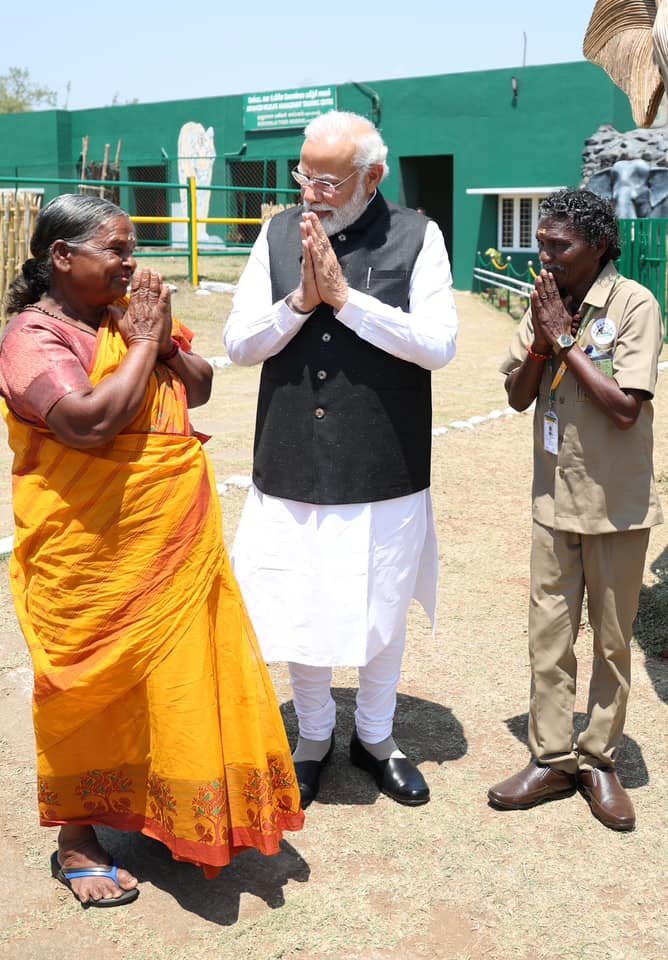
253;192;431;504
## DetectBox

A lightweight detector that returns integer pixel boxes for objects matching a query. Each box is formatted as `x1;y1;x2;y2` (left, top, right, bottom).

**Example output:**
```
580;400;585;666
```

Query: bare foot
57;824;138;904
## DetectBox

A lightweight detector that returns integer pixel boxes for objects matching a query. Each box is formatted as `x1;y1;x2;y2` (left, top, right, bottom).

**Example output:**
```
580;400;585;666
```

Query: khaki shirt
500;262;664;534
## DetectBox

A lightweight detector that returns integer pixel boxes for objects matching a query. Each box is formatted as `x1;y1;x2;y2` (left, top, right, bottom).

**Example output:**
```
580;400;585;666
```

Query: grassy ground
0;285;666;960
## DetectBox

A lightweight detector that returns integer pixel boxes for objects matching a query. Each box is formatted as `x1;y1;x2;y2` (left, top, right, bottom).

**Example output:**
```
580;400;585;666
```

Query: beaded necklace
29;303;102;337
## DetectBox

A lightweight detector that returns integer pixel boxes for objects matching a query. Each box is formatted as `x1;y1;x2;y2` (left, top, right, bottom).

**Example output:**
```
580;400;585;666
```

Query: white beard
304;178;371;236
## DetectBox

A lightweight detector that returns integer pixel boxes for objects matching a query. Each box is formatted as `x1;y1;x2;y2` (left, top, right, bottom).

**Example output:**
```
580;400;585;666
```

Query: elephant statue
588;159;668;218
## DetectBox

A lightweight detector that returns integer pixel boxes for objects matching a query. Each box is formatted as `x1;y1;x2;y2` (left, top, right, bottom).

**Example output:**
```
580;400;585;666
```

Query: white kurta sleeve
334;220;458;371
224;222;313;366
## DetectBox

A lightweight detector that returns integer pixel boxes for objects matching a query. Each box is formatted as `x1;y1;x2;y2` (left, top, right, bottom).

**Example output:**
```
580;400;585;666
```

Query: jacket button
314;407;325;419
322;332;331;342
337;233;346;242
317;369;327;380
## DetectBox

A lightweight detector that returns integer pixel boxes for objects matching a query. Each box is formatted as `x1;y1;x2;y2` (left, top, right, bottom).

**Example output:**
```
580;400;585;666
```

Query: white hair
303;111;389;180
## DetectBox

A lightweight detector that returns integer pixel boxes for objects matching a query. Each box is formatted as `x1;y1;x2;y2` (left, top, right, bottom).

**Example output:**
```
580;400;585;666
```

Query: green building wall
0;61;633;288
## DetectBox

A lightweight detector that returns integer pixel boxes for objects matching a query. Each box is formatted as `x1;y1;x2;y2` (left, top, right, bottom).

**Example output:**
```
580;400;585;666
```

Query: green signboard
243;86;338;131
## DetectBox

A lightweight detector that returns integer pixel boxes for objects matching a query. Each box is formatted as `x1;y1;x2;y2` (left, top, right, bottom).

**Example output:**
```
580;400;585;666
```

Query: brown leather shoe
488;760;576;810
577;768;635;831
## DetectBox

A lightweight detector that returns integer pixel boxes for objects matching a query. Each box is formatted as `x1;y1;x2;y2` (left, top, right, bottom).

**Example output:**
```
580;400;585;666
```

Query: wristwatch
554;333;575;353
286;294;312;316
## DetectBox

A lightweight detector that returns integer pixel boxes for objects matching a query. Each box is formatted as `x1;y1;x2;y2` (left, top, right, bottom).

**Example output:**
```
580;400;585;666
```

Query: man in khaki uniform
488;189;663;830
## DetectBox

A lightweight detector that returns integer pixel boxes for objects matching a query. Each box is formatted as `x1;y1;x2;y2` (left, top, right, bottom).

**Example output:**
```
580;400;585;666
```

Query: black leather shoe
349;731;430;806
293;735;335;809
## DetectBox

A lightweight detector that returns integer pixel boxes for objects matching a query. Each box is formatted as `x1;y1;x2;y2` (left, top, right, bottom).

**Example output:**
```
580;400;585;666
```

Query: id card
593;356;614;378
543;411;559;455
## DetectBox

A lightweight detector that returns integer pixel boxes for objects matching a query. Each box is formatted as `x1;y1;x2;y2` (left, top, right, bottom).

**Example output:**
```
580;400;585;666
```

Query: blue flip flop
50;850;139;907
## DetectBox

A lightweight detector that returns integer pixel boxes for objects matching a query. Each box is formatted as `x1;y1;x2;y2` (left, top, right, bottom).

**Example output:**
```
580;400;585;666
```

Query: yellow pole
188;176;199;287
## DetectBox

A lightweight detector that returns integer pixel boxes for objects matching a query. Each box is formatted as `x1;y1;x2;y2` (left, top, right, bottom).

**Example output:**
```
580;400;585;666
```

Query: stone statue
582;3;668;217
170;121;223;248
582;124;668;218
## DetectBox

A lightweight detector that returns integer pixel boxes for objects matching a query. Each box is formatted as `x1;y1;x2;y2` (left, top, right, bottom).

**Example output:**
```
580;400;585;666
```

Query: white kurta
232;486;438;666
225;211;458;668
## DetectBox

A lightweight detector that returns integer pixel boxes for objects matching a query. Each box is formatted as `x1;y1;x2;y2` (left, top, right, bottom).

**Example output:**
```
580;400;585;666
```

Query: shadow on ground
503;712;649;787
69;690;463;922
634;544;668;705
93;828;309;925
280;687;467;807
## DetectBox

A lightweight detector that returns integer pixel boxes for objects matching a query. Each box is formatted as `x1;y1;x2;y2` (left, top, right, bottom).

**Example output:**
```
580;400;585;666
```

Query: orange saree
2;315;304;878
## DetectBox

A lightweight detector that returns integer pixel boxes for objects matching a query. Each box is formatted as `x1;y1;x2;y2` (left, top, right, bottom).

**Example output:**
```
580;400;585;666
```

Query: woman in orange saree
0;194;303;907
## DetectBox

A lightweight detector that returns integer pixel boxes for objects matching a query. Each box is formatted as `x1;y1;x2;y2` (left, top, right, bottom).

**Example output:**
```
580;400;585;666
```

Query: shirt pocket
362;267;411;297
365;269;410;285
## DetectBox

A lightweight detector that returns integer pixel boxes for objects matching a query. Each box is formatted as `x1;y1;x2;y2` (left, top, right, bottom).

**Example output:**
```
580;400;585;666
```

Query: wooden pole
80;136;89;186
0;196;6;314
100;143;110;198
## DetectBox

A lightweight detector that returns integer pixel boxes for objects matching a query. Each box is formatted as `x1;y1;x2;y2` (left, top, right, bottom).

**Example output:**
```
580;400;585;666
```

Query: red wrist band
527;344;549;362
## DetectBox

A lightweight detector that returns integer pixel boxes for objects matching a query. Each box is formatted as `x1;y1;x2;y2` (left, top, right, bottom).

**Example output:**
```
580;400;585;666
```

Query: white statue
171;121;223;247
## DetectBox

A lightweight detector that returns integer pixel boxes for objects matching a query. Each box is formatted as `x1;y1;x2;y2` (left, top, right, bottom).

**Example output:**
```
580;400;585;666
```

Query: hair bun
22;258;40;280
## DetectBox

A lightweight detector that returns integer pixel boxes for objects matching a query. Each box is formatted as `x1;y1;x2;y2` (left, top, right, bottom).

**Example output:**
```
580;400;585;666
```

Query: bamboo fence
261;202;296;221
0;191;43;326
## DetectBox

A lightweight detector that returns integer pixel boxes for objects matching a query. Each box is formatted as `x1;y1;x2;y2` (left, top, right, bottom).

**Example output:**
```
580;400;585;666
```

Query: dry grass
0;289;666;960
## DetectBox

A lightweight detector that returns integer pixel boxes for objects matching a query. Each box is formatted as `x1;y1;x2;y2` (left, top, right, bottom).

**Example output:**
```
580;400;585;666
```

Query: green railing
475;228;668;339
472;248;537;319
617;218;668;329
0;174;300;285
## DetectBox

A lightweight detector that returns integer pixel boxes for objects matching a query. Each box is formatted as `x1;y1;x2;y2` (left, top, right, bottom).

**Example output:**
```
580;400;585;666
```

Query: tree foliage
110;92;139;106
0;67;57;114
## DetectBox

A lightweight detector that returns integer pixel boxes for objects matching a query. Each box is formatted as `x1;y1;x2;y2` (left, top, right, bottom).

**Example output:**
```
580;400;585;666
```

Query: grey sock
359;735;405;762
292;735;332;763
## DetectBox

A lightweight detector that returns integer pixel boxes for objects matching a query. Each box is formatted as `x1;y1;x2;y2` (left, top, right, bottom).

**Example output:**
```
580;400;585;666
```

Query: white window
497;195;545;251
501;198;514;248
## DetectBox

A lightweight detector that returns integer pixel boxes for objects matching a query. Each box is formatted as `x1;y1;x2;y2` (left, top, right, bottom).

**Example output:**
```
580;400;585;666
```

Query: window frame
497;194;545;253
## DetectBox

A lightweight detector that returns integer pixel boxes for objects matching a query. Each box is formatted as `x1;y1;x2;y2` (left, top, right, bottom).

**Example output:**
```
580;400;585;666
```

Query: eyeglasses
291;167;359;196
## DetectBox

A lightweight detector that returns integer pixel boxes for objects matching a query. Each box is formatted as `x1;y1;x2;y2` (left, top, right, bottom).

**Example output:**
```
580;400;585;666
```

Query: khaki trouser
528;520;650;773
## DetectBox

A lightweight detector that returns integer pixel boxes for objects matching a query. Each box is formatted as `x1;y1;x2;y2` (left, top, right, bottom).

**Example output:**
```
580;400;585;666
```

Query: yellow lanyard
548;305;596;404
548;275;619;404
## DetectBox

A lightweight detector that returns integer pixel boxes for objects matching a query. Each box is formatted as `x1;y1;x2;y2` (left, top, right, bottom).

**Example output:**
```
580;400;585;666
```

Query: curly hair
538;189;621;263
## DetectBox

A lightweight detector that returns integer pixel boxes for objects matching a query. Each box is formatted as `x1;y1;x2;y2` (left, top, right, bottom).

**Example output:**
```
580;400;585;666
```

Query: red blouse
0;308;98;426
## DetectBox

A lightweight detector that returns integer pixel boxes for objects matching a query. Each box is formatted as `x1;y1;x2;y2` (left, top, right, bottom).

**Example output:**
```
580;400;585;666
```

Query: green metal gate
618;218;668;337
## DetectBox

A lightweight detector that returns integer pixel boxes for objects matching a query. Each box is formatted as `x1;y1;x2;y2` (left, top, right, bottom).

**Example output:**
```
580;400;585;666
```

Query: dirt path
0;293;666;960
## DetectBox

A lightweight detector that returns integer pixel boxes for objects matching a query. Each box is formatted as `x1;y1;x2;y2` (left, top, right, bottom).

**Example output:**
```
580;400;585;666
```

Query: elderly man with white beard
224;110;458;808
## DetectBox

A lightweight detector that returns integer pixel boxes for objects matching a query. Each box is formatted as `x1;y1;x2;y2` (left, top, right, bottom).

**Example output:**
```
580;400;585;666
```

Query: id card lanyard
542;276;619;455
543;305;596;455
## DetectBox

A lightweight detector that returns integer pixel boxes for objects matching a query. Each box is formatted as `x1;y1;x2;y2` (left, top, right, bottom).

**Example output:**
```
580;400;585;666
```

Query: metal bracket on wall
352;82;382;128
